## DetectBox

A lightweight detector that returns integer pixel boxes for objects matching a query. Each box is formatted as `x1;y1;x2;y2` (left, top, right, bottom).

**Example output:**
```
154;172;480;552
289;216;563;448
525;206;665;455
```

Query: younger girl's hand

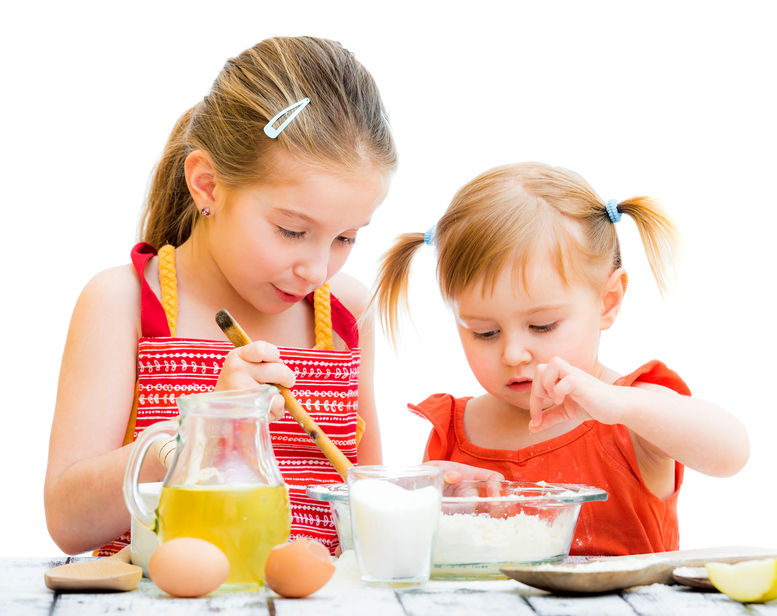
424;460;504;485
528;357;618;432
424;461;504;505
216;341;295;421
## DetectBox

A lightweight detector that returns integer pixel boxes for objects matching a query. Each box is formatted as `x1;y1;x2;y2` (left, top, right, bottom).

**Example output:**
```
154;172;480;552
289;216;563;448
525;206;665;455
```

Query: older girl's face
208;150;390;313
453;259;617;411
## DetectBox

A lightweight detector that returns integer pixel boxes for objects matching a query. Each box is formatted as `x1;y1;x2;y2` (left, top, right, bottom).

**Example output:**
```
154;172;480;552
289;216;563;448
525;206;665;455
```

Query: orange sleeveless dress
409;361;690;556
96;243;363;556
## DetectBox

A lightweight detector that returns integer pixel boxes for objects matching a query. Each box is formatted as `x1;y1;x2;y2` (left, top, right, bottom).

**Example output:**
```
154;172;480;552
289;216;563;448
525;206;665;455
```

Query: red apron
96;243;360;555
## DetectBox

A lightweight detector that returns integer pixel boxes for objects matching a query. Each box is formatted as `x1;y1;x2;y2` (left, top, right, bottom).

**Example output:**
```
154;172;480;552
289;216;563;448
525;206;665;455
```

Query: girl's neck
592;361;618;384
467;393;584;451
170;232;313;345
174;232;236;311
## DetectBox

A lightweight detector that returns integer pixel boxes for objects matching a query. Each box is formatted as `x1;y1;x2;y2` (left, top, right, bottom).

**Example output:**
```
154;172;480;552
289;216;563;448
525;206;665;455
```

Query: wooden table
4;556;777;615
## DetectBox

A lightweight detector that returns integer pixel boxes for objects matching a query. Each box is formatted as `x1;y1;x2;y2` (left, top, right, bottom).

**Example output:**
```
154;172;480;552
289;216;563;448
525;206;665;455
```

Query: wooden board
3;557;777;615
501;546;777;594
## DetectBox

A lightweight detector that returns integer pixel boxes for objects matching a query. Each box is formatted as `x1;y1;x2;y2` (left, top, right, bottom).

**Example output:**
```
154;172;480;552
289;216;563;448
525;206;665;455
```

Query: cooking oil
156;484;290;585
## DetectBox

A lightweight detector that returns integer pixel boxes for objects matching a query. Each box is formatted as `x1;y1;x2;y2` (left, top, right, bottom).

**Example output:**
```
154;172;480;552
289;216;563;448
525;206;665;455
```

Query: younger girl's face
453;258;610;411
209;150;390;313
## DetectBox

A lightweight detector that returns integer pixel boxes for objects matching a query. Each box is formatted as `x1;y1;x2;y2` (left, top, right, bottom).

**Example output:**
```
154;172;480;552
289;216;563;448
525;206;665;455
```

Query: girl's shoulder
77;264;142;334
83;263;141;301
328;271;370;319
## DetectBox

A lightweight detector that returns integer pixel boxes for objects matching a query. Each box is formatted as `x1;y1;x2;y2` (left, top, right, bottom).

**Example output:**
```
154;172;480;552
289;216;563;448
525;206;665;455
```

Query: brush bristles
215;309;234;331
215;309;251;347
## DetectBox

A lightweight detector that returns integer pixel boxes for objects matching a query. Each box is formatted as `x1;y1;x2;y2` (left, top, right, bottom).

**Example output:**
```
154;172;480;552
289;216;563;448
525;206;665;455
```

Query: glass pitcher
124;386;291;588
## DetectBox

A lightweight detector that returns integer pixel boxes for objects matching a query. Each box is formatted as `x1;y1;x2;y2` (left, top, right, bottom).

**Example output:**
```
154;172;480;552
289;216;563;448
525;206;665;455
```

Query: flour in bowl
433;510;573;565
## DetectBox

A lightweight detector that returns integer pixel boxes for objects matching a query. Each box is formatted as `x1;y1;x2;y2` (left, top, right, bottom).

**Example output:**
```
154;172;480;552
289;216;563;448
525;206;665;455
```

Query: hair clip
605;199;622;224
263;97;311;139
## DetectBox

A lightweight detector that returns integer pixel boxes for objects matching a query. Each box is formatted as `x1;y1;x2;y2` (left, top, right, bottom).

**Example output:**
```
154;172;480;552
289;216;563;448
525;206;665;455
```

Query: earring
200;207;211;217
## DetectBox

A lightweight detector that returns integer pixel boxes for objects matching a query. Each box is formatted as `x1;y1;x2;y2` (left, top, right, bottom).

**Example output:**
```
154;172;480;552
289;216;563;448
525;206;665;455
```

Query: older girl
46;36;396;556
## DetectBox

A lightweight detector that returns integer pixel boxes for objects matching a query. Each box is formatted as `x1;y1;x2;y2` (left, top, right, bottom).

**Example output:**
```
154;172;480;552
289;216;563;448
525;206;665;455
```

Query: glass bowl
306;483;353;550
434;481;607;579
307;480;607;579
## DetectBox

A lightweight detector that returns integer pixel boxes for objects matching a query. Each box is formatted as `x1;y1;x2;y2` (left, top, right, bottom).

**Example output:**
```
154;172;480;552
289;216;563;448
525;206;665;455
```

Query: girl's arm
354;308;383;465
45;266;166;555
331;273;382;465
616;382;749;482
530;358;750;495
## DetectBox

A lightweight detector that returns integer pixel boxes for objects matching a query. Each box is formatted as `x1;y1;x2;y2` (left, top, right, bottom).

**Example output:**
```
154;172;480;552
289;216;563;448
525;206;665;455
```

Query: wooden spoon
215;309;354;480
44;547;142;592
672;566;715;590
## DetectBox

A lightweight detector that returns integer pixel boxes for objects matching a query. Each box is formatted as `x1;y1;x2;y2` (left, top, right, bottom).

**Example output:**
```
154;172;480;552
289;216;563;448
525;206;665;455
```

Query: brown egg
148;537;230;597
264;539;335;597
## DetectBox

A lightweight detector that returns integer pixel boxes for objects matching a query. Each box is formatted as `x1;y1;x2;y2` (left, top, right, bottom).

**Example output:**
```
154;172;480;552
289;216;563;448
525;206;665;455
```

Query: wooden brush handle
215;309;354;480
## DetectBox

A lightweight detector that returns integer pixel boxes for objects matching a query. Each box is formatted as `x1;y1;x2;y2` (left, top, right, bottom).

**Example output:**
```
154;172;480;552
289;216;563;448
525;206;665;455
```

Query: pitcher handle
123;420;177;530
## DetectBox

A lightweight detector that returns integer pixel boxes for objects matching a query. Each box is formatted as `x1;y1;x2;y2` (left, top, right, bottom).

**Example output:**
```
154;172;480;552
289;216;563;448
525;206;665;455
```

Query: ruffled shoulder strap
408;394;463;461
615;360;691;396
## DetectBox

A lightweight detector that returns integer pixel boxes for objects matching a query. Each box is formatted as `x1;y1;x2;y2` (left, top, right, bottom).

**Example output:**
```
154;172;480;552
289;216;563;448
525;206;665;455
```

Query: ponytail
139;107;197;248
373;233;426;347
616;196;680;295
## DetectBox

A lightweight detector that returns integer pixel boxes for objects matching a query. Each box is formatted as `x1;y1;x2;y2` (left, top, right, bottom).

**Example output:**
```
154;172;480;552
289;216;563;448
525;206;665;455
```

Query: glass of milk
347;465;443;587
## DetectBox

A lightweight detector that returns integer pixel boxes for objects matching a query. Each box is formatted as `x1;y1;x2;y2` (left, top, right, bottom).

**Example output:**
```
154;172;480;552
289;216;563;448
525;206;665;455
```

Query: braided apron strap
157;245;179;336
312;283;334;350
312;283;365;444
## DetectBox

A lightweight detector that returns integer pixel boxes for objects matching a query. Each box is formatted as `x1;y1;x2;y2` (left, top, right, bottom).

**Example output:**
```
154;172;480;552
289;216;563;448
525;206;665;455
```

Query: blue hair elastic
423;226;436;246
606;199;622;224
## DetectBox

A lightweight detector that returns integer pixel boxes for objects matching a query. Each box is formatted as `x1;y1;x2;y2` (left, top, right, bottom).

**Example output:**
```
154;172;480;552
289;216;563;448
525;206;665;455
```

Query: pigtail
373;233;426;347
617;196;681;295
139;106;198;248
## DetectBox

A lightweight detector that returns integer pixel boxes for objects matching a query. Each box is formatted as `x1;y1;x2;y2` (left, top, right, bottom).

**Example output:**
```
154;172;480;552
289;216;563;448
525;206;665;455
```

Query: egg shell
264;539;335;598
148;537;230;597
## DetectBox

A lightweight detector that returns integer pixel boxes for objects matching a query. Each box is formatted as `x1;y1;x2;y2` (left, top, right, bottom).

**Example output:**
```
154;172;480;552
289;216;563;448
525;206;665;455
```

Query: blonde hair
140;36;397;248
375;162;679;344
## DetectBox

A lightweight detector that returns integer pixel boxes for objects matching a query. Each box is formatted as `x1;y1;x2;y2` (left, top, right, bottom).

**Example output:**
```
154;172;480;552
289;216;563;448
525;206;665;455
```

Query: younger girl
45;36;396;556
375;162;749;555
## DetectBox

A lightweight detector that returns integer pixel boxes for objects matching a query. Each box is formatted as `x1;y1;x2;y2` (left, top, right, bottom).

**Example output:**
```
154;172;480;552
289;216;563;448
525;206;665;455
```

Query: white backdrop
2;0;775;557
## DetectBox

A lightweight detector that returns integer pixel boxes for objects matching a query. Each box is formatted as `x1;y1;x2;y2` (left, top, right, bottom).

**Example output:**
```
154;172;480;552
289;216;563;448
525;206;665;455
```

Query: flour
528;555;661;572
433;510;573;565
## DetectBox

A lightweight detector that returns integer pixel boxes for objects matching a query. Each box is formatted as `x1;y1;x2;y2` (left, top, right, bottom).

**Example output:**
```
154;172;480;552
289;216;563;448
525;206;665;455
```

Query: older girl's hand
215;340;295;421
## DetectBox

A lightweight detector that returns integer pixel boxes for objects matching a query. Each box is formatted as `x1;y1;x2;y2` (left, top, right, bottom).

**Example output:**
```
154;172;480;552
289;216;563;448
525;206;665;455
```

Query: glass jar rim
176;385;280;417
346;464;444;481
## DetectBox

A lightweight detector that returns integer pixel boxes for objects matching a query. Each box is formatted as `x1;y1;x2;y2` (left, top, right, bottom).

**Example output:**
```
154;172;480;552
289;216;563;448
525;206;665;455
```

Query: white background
2;1;775;557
